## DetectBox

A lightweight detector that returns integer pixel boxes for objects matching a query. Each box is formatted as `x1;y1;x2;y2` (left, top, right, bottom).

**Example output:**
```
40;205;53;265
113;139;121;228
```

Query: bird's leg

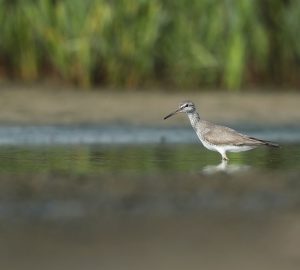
221;152;229;161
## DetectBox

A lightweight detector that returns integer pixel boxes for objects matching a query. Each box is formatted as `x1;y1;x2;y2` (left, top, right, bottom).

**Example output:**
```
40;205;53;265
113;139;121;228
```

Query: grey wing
203;124;265;146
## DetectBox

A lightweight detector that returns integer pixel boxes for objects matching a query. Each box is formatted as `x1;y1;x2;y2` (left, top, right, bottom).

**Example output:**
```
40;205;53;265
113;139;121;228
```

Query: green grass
0;0;299;90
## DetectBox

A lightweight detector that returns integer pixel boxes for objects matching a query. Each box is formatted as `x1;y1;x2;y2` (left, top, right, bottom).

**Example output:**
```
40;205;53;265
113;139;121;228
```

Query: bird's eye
185;104;189;107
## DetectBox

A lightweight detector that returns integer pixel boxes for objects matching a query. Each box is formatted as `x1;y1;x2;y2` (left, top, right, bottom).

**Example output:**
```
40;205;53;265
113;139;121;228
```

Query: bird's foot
222;156;229;161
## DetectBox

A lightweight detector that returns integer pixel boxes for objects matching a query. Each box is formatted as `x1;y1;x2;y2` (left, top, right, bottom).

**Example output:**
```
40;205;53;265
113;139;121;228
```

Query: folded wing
202;123;279;147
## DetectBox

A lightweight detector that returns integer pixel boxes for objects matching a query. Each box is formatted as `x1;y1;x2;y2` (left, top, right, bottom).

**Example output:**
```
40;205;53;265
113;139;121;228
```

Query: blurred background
1;0;300;89
0;1;300;270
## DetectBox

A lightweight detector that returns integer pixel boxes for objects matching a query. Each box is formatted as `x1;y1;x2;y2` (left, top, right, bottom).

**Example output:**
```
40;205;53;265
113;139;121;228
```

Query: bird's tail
249;137;279;148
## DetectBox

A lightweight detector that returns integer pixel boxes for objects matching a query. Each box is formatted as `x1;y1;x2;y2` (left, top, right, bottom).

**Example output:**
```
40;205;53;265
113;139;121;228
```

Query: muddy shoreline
0;84;299;126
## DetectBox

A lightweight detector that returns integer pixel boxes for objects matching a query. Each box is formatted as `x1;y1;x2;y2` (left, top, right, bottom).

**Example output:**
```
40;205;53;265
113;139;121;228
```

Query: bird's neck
187;111;200;129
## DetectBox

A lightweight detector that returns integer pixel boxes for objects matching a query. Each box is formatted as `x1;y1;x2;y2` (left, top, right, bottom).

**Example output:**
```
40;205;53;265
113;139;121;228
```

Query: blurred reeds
0;0;300;89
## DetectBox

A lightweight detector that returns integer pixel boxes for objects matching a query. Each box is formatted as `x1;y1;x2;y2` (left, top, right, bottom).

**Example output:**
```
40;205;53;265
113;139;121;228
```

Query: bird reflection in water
202;159;250;175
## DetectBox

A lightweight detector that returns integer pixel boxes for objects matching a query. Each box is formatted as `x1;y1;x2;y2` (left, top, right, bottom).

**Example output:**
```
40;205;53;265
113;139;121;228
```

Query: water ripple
0;125;299;145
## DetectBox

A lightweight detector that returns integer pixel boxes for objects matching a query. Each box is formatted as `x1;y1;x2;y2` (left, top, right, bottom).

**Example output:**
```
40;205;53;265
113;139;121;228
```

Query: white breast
198;137;218;152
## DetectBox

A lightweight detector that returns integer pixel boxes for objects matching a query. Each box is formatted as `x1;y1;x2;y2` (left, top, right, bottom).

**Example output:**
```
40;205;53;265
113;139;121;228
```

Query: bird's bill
163;108;181;120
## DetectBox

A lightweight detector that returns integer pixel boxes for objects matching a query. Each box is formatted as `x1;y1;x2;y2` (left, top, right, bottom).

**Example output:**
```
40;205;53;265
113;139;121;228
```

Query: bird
163;101;279;161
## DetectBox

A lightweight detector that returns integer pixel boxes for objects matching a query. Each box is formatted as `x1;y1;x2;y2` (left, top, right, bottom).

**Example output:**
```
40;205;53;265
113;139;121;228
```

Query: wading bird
164;101;279;161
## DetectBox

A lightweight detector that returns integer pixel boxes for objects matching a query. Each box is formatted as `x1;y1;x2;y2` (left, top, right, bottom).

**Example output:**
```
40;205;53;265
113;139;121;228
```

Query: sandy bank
0;84;299;126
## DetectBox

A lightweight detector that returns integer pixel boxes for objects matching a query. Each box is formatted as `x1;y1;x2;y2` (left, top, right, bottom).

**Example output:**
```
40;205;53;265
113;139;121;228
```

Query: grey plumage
197;119;278;147
164;101;279;160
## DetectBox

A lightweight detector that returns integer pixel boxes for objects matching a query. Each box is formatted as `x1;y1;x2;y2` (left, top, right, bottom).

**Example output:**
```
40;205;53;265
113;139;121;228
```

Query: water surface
0;142;298;175
1;127;300;270
0;143;299;219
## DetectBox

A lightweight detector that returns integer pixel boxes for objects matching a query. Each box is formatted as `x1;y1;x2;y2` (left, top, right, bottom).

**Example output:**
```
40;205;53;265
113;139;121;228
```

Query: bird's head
164;101;196;120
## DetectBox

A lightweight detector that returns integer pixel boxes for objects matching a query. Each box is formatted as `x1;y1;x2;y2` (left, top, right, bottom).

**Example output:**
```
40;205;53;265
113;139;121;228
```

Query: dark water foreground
0;126;300;270
0;143;299;216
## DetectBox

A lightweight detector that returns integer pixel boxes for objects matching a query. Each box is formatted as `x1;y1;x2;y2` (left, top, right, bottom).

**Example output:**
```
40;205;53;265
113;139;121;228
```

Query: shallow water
1;127;300;270
0;142;298;175
0;143;299;219
1;124;300;144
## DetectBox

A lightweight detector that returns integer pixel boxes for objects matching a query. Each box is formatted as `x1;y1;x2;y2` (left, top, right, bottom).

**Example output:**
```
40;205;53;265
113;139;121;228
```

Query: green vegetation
0;0;299;90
